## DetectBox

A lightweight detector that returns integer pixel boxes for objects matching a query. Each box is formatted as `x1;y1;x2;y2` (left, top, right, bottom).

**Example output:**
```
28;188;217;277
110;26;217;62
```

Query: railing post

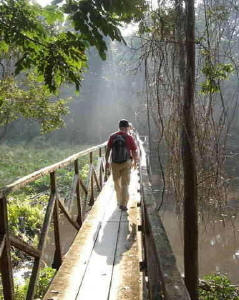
99;148;103;189
0;195;14;300
104;145;108;182
74;159;82;227
89;152;95;206
51;172;63;270
27;174;56;300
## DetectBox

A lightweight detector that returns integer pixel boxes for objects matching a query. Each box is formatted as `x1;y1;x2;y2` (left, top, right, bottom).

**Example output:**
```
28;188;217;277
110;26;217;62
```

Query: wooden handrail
0;142;108;300
0;142;107;196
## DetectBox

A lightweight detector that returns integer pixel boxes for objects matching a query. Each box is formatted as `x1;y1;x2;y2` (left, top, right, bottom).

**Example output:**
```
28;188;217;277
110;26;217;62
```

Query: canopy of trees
0;0;147;138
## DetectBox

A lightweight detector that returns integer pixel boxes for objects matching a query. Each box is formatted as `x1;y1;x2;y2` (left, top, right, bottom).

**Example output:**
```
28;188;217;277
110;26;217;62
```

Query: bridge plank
75;218;121;299
109;170;142;300
75;188;122;299
43;178;114;300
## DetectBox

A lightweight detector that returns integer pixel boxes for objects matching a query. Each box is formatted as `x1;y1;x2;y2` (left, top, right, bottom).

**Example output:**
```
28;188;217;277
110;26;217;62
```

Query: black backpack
111;134;130;163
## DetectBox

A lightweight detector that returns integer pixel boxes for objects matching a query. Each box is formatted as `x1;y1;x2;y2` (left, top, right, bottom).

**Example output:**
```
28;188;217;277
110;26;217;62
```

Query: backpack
111;134;130;163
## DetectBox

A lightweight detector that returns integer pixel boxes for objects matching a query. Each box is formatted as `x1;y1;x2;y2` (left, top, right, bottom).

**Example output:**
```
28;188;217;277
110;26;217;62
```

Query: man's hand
106;162;110;169
132;160;138;169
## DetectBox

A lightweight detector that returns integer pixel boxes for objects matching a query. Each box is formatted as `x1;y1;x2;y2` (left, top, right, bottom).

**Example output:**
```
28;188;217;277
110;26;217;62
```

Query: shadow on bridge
93;209;136;266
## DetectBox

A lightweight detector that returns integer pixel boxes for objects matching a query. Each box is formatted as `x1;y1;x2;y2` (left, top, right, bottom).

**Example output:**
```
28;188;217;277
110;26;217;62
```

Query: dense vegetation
199;274;239;300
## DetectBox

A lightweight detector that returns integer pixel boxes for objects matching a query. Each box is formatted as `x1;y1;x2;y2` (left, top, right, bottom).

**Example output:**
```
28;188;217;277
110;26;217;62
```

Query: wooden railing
0;142;108;300
138;138;191;300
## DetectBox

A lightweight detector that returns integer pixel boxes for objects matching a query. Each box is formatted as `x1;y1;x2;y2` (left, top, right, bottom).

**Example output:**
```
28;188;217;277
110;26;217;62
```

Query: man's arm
131;149;138;168
128;135;138;168
105;135;113;169
105;146;111;163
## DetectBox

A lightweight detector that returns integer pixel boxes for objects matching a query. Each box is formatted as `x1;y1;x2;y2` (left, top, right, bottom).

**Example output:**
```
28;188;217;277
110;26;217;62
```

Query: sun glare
36;0;52;6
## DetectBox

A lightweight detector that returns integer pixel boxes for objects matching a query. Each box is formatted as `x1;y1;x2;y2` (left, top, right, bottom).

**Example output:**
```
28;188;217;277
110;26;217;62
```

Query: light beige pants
111;160;132;207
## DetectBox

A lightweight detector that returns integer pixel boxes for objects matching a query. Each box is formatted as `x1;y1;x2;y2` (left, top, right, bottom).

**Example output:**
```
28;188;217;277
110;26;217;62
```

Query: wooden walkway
44;169;142;300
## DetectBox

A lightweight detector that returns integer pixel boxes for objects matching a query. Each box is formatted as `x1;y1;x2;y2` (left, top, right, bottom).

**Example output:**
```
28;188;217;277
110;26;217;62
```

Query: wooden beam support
68;174;78;210
51;171;63;270
88;153;95;206
76;178;82;227
84;165;93;209
74;160;82;227
9;235;41;258
0;234;6;258
104;146;108;182
58;199;80;230
0;196;14;300
89;174;95;206
52;199;63;270
92;168;101;192
99;159;103;189
89;152;93;164
26;192;56;300
79;178;88;195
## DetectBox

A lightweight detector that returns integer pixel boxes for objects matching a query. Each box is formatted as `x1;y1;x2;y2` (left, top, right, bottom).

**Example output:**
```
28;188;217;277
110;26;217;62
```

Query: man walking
105;119;138;211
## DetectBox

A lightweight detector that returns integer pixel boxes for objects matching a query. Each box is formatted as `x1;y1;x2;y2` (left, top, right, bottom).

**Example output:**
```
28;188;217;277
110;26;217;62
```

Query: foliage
206;5;230;22
0;144;90;187
198;3;236;95
0;0;147;91
80;163;90;182
14;267;55;300
0;75;70;135
34;267;56;299
199;274;239;300
63;0;147;59
138;7;176;39
8;199;43;240
201;59;234;94
0;0;87;92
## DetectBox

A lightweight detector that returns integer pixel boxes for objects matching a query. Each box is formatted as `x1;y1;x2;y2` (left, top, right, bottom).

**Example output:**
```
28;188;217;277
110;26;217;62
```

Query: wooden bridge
0;136;190;299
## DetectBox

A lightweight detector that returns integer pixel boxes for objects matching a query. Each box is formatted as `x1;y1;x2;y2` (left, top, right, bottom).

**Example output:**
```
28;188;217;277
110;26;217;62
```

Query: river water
152;175;239;284
160;206;239;284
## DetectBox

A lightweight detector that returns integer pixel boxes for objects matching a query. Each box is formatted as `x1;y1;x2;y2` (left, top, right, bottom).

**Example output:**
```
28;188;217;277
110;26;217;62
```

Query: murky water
148;148;239;284
160;206;239;284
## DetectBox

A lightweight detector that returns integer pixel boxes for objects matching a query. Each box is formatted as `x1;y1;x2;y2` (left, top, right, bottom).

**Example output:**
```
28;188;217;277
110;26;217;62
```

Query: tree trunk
182;0;198;299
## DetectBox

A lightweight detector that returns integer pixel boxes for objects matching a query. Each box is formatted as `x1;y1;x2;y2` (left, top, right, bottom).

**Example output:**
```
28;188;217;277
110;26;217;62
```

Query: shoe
119;205;127;211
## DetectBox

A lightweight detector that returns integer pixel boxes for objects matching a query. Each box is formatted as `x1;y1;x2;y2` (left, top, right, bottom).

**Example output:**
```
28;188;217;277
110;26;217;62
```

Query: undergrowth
199;273;239;300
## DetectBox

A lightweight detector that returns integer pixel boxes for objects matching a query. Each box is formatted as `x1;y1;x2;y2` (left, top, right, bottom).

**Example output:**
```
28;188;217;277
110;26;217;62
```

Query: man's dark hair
119;119;129;128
